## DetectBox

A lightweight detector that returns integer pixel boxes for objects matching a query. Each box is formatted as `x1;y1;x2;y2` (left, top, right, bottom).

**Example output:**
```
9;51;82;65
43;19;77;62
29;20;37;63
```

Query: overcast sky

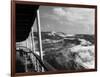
33;5;95;34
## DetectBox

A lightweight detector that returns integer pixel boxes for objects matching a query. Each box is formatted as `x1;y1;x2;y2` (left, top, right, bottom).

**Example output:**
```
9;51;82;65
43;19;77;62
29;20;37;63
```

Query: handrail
16;46;57;72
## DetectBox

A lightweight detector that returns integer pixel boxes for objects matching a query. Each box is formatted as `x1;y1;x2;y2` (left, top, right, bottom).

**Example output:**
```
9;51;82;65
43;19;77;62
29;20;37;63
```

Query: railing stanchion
36;9;44;72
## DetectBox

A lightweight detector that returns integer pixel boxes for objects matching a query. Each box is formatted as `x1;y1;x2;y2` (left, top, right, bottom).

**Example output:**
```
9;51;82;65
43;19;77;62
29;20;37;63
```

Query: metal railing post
36;9;44;72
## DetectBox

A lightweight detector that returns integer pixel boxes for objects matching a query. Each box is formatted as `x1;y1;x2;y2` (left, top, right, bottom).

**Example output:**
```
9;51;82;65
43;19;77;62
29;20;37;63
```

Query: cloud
39;6;95;34
53;7;66;16
52;7;94;27
52;7;94;22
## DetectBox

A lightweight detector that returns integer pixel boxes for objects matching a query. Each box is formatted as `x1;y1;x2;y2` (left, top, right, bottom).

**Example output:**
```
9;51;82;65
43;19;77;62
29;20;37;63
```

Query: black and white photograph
14;2;97;75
